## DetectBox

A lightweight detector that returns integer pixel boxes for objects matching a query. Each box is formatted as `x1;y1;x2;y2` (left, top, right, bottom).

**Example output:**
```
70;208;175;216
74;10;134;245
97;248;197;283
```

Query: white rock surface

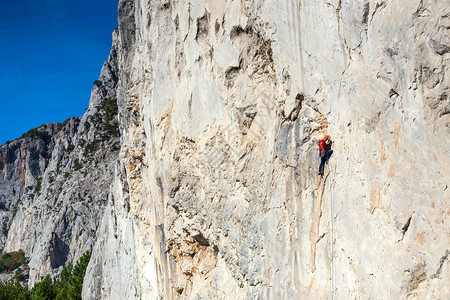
80;0;449;299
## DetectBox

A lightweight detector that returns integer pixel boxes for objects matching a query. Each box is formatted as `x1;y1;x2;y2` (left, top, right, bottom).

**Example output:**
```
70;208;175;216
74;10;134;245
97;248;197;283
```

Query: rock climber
318;135;333;176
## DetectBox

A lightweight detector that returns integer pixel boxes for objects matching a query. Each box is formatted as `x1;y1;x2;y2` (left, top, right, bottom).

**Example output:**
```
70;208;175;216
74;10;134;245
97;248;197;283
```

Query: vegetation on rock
0;250;27;273
66;144;75;153
34;178;42;194
83;140;100;156
20;128;52;145
97;97;119;137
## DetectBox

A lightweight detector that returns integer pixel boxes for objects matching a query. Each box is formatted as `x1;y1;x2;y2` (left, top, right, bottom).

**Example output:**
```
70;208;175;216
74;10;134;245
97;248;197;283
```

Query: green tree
0;252;90;300
64;252;90;300
0;280;29;300
54;261;72;300
30;275;56;300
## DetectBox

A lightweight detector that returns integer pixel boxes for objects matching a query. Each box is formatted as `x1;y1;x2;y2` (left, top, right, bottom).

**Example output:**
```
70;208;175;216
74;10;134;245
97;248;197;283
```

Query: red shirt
319;139;329;151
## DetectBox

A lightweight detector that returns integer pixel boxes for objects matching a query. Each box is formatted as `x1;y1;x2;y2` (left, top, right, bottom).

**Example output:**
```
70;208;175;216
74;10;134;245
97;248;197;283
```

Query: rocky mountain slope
0;30;120;286
79;0;448;299
1;0;448;299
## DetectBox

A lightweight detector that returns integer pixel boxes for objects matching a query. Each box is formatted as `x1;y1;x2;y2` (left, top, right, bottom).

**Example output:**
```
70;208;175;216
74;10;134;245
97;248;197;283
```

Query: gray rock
82;0;449;299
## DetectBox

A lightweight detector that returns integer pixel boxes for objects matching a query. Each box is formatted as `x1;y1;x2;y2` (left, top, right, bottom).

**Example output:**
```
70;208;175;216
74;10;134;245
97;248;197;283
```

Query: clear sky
0;0;119;145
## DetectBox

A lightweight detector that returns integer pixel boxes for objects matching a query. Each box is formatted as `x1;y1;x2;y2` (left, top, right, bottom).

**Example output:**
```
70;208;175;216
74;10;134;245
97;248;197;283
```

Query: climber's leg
325;150;333;162
319;150;333;175
319;155;326;175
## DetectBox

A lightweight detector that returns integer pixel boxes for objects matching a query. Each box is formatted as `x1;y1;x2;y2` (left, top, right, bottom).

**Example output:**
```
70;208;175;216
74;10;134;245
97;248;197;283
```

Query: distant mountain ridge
0;29;120;287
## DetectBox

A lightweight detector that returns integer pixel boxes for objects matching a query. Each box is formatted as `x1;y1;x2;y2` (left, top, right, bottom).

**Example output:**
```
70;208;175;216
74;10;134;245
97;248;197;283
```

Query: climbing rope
328;156;336;300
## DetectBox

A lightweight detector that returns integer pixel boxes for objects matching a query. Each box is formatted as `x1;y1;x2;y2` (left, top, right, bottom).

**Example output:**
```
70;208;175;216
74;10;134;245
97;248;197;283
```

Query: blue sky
0;1;119;145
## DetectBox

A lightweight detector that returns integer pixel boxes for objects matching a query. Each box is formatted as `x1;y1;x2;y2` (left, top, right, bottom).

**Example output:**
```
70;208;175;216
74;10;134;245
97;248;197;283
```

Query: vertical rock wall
0;121;78;251
84;0;449;299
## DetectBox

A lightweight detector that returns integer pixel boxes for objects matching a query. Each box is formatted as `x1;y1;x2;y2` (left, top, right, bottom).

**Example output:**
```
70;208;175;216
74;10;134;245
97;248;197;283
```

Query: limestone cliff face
81;0;449;299
0;120;78;251
0;31;120;286
79;0;450;299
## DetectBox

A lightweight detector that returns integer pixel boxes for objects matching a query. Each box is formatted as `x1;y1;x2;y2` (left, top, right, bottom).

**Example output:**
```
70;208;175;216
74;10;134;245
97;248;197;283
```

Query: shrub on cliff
0;250;27;273
97;98;119;137
21;128;52;145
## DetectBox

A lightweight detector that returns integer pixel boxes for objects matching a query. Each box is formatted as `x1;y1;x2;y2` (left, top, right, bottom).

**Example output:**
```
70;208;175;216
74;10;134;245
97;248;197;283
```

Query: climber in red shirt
318;135;333;176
